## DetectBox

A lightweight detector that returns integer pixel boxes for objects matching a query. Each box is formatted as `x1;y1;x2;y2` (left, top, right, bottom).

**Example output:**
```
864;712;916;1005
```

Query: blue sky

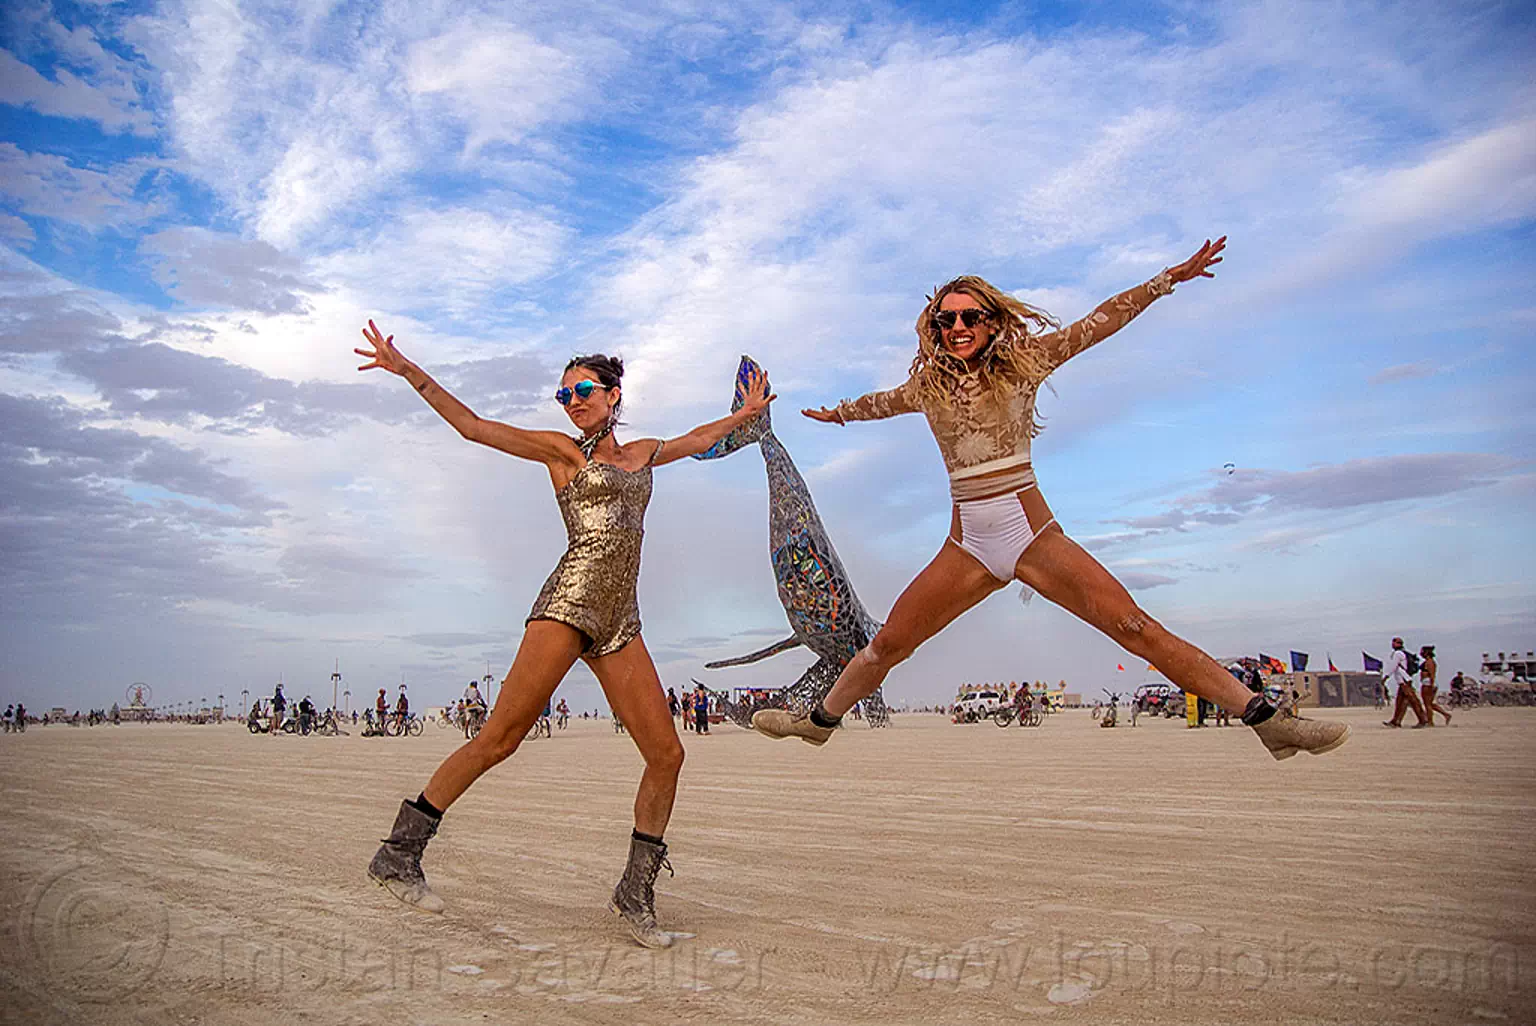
1;0;1532;716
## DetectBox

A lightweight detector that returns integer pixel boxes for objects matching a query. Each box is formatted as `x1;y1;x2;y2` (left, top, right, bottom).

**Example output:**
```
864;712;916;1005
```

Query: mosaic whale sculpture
692;355;889;728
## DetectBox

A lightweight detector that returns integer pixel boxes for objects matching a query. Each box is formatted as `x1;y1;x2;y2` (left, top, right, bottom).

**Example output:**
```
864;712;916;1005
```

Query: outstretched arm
1036;237;1225;371
651;366;776;466
804;377;921;425
355;320;577;467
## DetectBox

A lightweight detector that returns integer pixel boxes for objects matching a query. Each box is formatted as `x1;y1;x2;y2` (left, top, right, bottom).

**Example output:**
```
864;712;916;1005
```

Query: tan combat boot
751;708;835;746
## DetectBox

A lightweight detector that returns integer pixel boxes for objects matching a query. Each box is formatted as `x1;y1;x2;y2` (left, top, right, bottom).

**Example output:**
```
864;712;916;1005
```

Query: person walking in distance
1383;637;1429;728
1419;645;1449;726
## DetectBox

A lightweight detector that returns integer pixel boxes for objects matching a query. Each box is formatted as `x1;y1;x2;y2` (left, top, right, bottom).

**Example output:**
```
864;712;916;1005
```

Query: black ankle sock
409;792;444;820
809;704;841;729
1241;696;1277;726
632;828;664;846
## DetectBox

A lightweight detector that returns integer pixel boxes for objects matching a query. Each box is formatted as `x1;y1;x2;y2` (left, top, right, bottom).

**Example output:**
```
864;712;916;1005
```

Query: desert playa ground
1;706;1532;1025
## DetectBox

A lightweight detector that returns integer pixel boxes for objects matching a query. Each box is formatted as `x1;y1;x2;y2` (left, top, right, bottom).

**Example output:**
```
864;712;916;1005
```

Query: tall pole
484;661;495;707
331;659;342;715
241;688;248;717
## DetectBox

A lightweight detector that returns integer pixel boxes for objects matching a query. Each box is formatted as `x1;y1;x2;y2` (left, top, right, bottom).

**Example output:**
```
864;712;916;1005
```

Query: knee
479;719;530;762
866;627;916;670
649;739;684;777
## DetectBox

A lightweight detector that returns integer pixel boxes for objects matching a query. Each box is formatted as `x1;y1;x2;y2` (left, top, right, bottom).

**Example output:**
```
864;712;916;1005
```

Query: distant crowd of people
667;684;717;735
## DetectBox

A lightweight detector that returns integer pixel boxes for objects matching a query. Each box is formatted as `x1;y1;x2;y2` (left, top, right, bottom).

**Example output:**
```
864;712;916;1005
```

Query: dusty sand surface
1;706;1532;1025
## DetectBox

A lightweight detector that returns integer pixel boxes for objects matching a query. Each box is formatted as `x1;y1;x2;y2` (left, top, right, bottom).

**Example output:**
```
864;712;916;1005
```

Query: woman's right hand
802;406;843;425
355;319;411;376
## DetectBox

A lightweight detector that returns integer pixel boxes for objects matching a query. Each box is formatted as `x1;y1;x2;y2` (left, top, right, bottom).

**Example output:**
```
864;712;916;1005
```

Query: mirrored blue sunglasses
554;380;609;405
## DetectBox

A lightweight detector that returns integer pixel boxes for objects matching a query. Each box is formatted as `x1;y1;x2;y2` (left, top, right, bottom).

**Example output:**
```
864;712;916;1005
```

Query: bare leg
822;530;1002;718
587;636;686;837
1421;684;1448;725
422;620;584;810
1016;527;1257;714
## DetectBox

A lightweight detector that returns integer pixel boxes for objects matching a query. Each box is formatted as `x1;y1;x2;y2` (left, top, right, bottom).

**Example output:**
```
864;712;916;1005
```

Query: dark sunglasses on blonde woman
932;308;992;331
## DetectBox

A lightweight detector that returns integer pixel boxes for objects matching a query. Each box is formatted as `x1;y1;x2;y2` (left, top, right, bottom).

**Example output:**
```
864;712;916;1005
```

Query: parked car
952;690;1005;723
1133;682;1184;717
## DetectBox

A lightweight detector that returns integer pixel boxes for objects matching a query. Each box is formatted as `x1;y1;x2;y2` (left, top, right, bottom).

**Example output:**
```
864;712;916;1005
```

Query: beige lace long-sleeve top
835;272;1174;481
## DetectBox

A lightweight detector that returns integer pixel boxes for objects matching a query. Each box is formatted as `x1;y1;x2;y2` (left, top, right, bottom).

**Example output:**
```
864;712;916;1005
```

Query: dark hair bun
564;353;624;387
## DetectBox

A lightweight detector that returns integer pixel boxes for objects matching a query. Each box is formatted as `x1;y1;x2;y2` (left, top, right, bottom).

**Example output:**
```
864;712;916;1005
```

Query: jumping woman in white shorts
753;238;1350;761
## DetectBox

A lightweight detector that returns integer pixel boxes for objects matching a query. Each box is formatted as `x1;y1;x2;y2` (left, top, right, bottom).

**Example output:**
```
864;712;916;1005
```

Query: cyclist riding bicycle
463;681;486;715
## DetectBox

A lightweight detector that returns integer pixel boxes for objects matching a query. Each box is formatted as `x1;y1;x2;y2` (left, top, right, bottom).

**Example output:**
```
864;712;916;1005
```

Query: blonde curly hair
908;275;1059;418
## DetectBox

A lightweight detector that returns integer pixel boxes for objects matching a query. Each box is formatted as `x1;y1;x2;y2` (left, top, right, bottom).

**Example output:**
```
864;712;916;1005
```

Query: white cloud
0;214;35;243
404;21;603;156
0;50;153;135
1370;362;1436;385
0;3;154;136
315;204;571;322
0;143;164;228
1106;453;1518;546
127;1;606;248
1343;119;1536;232
141;227;322;314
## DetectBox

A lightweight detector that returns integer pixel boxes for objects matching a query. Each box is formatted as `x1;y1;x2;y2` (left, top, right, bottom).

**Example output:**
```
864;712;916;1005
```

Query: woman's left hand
1167;236;1226;283
737;366;776;418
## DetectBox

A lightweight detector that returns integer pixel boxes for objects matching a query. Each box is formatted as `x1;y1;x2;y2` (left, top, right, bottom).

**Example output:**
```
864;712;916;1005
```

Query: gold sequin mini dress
526;441;663;657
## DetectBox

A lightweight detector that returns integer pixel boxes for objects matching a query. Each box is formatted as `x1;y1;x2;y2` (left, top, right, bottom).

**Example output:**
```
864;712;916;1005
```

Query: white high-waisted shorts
950;491;1056;582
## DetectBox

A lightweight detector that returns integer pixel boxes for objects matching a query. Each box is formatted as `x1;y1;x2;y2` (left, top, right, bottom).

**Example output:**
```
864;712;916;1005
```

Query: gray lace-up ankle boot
610;835;674;948
367;800;446;913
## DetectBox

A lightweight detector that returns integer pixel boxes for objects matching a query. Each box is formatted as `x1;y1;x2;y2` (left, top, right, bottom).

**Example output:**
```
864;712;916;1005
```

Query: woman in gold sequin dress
751;240;1350;763
353;321;772;948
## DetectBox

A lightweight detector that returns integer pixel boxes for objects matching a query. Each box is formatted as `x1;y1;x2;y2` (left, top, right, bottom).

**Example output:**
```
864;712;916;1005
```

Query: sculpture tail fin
704;635;802;669
693;355;772;460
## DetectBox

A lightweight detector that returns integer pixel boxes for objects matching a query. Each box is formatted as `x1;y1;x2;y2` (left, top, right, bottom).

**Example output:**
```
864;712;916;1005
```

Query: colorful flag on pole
1259;652;1286;674
1362;651;1383;672
1327;653;1338;672
1116;664;1125;671
1290;651;1309;672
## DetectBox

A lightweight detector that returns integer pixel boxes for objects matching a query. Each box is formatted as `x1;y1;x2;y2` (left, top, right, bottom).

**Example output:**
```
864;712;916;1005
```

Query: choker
577;420;614;460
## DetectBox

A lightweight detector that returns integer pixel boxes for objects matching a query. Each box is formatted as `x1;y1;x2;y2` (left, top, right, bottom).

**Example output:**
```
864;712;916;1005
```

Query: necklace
576;419;614;460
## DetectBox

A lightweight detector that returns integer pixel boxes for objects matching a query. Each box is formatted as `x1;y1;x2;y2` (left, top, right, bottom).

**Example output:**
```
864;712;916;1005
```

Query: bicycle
993;704;1042;727
1447;685;1481;709
386;712;423;737
464;705;487;741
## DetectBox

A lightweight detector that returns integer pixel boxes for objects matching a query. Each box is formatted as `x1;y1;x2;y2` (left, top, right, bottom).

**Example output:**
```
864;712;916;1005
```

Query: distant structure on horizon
1482;648;1533;681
